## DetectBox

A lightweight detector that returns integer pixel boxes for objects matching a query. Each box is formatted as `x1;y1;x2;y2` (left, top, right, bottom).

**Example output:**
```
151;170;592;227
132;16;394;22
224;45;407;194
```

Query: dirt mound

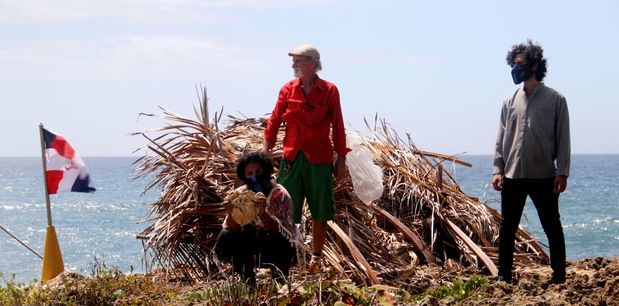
476;257;618;305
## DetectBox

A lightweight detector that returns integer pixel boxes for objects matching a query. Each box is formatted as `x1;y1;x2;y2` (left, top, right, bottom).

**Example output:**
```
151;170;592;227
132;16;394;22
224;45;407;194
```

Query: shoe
256;268;271;279
550;275;566;285
492;275;513;284
542;276;565;289
307;255;322;274
277;284;289;295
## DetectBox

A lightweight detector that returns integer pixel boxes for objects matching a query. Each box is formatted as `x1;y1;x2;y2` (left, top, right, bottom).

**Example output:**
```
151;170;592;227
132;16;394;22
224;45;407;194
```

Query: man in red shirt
264;44;350;272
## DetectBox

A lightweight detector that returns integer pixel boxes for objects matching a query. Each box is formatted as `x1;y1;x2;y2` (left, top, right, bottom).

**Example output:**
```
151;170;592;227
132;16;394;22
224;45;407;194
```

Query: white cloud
0;35;278;81
0;1;223;25
0;0;339;24
0;0;344;82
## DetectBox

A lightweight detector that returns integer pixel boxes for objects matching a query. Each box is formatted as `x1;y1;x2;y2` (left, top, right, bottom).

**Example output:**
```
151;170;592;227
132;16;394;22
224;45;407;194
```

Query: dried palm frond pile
133;90;548;286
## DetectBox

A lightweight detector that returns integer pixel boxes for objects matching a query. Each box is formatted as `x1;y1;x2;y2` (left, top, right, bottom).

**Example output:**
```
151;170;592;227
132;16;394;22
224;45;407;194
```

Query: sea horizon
1;155;617;282
2;153;619;158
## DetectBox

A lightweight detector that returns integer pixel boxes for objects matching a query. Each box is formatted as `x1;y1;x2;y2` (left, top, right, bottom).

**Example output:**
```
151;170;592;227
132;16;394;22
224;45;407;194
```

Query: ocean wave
112;231;136;238
54;202;131;212
0;203;44;210
593;217;613;223
27;226;46;234
565;216;615;229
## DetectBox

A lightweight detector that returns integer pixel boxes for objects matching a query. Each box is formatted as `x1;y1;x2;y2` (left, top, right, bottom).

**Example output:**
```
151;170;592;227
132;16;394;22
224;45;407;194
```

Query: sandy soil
414;257;618;305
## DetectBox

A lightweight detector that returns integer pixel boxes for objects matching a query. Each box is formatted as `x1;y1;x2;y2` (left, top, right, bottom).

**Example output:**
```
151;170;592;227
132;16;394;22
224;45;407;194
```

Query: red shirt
264;77;350;164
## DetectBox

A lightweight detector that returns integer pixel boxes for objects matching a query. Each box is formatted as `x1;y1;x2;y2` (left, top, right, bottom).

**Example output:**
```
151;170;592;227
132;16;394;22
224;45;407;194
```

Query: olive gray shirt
493;83;571;179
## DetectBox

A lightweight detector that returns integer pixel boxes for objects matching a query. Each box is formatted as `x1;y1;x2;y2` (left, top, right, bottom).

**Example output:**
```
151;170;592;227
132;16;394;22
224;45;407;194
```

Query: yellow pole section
41;226;64;281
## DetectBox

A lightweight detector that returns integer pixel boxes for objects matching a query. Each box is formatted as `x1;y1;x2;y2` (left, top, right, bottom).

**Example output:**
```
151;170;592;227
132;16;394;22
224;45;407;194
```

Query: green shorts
277;152;335;223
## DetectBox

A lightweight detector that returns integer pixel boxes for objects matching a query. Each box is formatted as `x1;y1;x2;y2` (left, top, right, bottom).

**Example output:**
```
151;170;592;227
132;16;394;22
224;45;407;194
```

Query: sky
1;0;618;157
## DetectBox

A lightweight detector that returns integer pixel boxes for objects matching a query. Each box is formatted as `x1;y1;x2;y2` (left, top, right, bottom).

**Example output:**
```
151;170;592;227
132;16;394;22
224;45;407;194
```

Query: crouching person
216;151;301;285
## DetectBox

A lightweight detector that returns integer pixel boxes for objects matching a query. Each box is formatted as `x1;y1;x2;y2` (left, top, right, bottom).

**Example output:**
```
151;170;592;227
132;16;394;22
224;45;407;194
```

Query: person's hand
333;155;347;184
263;140;272;156
554;175;568;194
223;201;233;215
254;195;267;215
492;174;503;191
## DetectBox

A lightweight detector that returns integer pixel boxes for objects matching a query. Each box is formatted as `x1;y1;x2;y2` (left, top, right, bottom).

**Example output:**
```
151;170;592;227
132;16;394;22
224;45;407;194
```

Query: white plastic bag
345;132;384;205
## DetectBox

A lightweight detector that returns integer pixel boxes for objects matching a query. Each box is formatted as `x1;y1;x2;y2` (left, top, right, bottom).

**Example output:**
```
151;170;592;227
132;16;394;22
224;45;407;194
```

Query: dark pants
216;227;296;283
498;177;566;282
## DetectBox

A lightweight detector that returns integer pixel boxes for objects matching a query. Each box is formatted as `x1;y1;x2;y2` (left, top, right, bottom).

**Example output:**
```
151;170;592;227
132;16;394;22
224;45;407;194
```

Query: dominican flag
42;128;96;194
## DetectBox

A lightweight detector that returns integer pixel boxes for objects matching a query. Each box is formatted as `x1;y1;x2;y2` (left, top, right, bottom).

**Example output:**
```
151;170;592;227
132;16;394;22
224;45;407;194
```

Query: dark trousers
216;227;296;283
498;177;566;281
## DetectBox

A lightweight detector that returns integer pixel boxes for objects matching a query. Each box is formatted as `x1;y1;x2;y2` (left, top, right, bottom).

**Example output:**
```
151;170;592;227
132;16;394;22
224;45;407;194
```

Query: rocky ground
478;257;618;306
410;257;618;305
2;257;617;305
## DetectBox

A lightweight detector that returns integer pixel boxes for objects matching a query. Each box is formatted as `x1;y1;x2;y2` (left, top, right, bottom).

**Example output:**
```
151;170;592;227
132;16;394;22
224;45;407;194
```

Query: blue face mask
247;174;270;193
511;63;532;84
248;175;262;193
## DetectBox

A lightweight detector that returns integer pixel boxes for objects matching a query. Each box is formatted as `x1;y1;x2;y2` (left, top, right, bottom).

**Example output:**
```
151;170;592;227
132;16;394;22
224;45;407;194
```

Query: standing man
264;44;350;272
492;40;570;285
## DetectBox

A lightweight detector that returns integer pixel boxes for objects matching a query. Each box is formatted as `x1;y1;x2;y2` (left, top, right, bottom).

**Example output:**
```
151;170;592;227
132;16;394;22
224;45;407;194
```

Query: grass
0;261;490;305
0;259;177;305
412;275;488;302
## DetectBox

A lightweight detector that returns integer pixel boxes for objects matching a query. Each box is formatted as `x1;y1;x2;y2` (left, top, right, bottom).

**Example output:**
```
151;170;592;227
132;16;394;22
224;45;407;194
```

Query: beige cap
288;44;320;60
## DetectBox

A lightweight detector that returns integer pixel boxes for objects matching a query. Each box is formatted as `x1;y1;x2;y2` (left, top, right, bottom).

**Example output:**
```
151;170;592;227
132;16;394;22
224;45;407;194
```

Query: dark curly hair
506;39;548;82
235;151;273;181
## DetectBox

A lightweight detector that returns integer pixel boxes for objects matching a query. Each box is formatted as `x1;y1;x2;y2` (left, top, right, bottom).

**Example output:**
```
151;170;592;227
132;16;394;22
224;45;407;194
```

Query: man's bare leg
312;220;328;254
308;219;328;273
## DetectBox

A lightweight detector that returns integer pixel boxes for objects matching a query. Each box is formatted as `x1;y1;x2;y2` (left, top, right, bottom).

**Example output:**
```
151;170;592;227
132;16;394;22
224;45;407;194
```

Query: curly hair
235;151;273;181
506;39;548;82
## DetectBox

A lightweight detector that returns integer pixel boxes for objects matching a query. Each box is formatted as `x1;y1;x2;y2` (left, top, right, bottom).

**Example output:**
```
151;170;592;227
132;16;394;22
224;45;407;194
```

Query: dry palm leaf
134;88;547;284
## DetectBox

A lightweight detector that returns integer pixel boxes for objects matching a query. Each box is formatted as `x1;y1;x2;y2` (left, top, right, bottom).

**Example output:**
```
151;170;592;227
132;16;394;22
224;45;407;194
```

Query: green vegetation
0;261;177;305
1;263;490;305
412;275;488;302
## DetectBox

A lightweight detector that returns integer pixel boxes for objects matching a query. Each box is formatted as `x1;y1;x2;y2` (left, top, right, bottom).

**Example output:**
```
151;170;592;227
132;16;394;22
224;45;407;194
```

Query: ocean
0;155;617;283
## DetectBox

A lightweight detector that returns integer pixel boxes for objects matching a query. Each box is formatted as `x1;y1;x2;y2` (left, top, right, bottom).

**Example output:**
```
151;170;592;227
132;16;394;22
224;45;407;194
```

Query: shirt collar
292;75;325;91
533;82;545;94
522;82;544;95
315;76;326;90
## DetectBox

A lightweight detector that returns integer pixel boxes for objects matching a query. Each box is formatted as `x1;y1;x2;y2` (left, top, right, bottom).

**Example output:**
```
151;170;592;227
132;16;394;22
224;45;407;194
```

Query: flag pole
0;224;43;260
39;123;53;227
38;123;64;281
